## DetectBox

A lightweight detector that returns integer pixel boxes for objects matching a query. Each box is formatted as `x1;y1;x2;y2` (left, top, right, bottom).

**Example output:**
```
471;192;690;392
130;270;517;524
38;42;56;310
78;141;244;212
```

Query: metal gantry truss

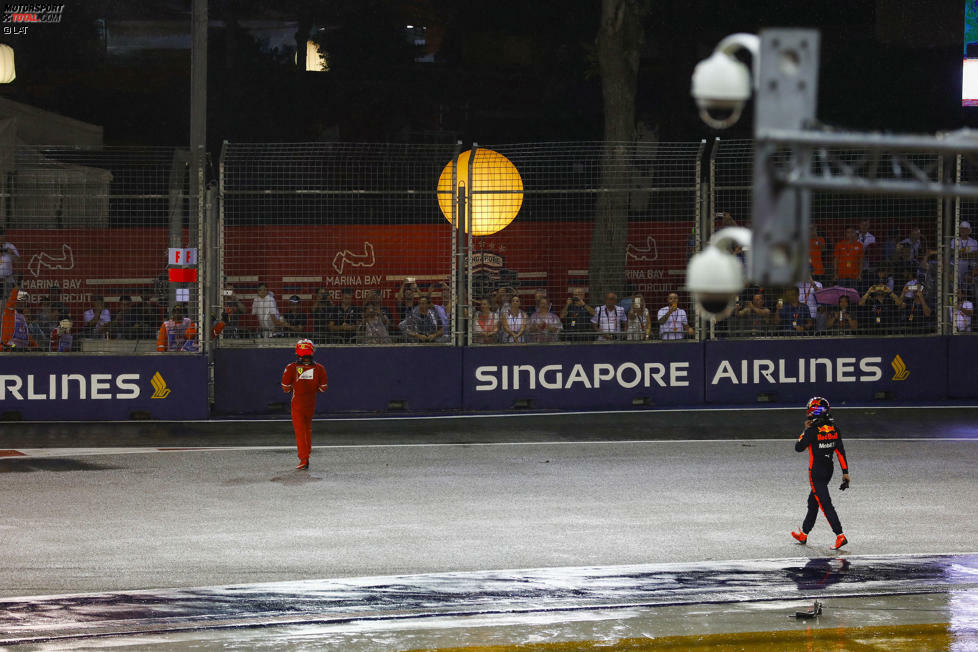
759;127;978;199
749;28;971;332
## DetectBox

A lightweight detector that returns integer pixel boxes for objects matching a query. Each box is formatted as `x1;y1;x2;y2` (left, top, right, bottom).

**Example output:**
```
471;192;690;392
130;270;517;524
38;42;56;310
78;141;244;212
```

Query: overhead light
0;44;16;84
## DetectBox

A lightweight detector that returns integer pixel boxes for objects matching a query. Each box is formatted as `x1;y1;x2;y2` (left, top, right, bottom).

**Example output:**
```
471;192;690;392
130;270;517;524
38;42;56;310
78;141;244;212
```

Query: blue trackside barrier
703;336;948;405
213;346;463;416
1;337;970;420
0;354;209;421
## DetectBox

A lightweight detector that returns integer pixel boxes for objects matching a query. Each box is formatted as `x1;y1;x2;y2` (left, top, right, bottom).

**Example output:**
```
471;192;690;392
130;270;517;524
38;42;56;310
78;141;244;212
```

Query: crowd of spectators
715;217;977;337
2;215;977;351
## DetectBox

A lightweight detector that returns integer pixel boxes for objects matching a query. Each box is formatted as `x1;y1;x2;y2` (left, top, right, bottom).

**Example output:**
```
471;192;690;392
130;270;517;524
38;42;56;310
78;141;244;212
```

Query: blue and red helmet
296;339;314;358
806;396;830;418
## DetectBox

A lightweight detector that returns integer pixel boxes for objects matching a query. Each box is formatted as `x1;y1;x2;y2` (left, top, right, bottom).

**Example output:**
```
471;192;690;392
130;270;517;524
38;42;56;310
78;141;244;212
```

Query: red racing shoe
791;530;808;544
831;534;848;550
296;460;309;470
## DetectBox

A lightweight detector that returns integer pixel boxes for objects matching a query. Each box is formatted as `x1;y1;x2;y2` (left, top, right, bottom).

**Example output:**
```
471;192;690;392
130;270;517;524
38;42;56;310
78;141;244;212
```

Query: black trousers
802;467;843;535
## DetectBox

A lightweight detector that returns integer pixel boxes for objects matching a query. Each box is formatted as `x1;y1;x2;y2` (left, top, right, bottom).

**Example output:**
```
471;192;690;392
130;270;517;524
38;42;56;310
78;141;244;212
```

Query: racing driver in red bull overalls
792;396;850;550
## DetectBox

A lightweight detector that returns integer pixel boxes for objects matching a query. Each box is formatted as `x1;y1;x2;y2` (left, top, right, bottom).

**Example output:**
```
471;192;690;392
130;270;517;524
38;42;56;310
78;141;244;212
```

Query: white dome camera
691;33;758;129
686;226;752;319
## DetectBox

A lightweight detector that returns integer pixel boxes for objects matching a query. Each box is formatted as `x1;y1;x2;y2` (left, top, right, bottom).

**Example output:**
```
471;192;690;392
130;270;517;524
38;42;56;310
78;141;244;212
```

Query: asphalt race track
1;406;976;649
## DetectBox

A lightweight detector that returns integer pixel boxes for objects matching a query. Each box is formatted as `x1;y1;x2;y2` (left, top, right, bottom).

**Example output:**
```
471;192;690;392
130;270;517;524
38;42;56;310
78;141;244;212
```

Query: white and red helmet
295;339;314;358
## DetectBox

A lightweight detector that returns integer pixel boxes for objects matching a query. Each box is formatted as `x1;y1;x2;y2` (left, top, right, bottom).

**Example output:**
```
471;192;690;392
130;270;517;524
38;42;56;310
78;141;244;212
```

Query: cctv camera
686;226;752;319
691;33;759;130
691;52;751;129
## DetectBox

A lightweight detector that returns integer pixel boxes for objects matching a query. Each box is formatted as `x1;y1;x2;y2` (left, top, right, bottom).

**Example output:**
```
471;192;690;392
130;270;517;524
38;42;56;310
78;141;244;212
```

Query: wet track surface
2;554;977;648
1;407;976;649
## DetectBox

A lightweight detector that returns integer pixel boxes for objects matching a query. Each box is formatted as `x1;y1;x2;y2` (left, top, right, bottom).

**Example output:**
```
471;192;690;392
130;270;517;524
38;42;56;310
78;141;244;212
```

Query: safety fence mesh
219;142;460;345
2;139;967;355
218;141;705;346
710;139;948;338
953;154;978;334
1;146;204;353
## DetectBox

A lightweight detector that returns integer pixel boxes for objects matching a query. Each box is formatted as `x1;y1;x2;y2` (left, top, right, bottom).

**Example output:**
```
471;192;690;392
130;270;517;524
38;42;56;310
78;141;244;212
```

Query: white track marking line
4;438;977;458
12;403;978;424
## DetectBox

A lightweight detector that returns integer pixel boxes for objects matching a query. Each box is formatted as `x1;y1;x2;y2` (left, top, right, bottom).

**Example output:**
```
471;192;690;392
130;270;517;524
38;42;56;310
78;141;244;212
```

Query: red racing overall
281;357;327;466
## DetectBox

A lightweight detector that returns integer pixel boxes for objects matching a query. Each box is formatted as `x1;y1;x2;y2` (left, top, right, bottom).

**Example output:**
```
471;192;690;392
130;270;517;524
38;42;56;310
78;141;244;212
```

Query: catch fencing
710;139;952;339
1;146;205;354
2;139;972;359
218;141;705;347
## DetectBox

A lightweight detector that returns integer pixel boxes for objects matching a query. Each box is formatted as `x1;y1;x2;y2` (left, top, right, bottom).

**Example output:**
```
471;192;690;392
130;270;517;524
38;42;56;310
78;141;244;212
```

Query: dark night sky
0;0;971;151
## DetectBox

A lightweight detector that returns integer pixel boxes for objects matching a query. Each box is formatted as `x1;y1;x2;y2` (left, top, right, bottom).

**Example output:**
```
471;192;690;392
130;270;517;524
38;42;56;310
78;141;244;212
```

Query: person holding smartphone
825;296;858;335
657;292;694;341
626;293;651;341
560;288;594;342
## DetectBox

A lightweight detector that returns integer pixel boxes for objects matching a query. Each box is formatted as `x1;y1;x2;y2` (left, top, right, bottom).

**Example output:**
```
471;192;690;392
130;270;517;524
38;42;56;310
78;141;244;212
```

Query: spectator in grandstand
328;288;359;343
395;279;419;322
151;266;170;313
472;298;499;344
2;287;36;350
46;287;70;321
950;221;978;289
625;293;651;341
0;231;19;302
156;304;198;352
430;283;452;343
592;292;626;342
656;292;694;341
951;287;974;333
527;296;562;343
856;219;876;250
809;224;827;283
777;287;814;335
211;287;244;339
400;295;443;343
899;227;925;263
50;318;74;352
895;283;934;334
357;298;392;344
500;295;528;343
34;294;60;335
890;240;918;289
526;290;551;316
857;283;902;334
797;272;822;321
917;247;939;295
733;292;773;337
136;292;163;339
560;288;594;342
282;295;309;335
112;295;140;339
310;287;332;342
825;296;858;336
496;286;515;315
872;266;895;293
82;295;111;338
252;283;287;337
832;227;864;288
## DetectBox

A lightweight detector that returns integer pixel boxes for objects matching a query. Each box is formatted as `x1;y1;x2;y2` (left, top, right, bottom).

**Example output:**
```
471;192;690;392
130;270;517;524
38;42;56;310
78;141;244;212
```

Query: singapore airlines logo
626;236;658;262
332;242;376;274
150;372;171;399
890;355;910;381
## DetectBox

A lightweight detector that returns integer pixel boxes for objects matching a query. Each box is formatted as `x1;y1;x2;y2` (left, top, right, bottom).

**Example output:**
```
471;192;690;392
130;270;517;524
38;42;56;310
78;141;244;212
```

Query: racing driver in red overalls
281;339;328;470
